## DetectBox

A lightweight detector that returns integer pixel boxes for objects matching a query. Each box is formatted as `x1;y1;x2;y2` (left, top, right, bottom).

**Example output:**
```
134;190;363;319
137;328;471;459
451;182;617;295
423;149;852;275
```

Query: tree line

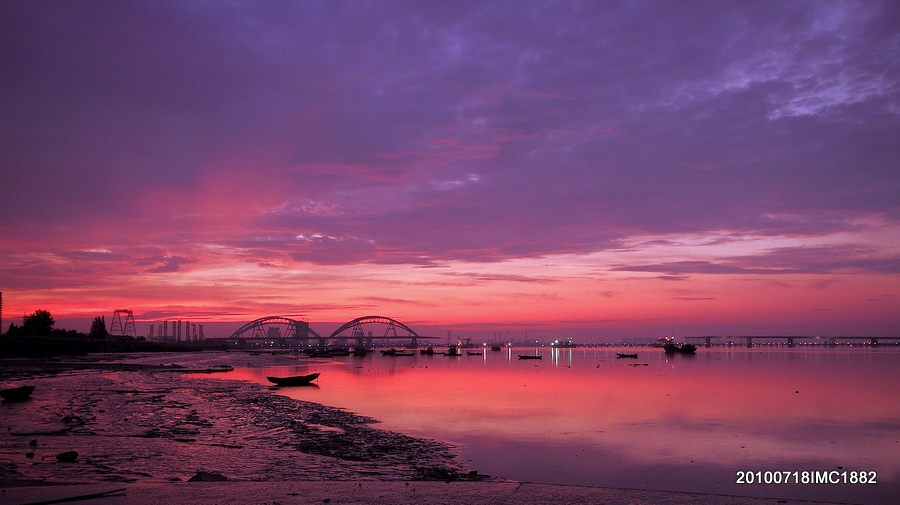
4;309;108;338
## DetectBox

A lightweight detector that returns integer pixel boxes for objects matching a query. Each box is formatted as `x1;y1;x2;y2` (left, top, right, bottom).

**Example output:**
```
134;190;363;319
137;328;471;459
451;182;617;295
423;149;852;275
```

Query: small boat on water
490;345;502;351
616;353;639;359
445;346;461;356
466;351;483;356
1;385;35;402
518;355;542;360
266;373;320;386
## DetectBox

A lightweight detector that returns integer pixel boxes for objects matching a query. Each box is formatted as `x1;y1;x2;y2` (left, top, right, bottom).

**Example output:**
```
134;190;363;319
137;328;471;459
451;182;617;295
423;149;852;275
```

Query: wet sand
0;481;850;505
1;351;850;504
1;352;478;485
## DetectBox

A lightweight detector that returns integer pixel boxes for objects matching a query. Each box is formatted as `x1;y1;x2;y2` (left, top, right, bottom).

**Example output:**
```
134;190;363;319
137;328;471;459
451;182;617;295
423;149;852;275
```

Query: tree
89;316;107;338
22;310;55;336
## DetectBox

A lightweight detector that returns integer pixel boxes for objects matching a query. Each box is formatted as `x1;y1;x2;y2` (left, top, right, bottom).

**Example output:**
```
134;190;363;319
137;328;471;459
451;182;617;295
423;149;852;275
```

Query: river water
223;346;900;505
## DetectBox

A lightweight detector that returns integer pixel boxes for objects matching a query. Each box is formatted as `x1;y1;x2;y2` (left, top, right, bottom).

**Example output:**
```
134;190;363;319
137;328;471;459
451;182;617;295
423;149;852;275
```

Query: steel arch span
228;316;323;340
328;315;420;340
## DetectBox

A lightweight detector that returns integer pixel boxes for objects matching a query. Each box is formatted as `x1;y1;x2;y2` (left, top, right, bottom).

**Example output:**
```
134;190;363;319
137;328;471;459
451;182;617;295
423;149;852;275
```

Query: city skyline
2;1;899;340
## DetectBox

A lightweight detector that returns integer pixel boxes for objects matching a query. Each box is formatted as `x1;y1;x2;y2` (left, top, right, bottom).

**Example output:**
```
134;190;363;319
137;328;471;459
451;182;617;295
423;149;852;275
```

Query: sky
1;0;899;340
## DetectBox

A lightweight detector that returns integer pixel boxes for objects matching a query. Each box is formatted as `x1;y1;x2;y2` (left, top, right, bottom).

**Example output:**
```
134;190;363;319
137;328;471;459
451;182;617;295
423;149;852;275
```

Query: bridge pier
354;337;375;348
787;337;794;348
871;337;878;347
705;337;712;348
746;337;753;348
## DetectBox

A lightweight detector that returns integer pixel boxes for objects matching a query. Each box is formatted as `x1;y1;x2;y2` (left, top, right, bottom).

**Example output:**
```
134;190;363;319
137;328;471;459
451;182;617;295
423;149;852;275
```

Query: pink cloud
1;1;898;336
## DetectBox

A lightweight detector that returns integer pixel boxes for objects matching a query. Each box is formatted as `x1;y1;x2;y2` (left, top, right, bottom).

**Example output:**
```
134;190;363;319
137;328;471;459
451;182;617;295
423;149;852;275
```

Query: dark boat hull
381;349;415;356
266;373;320;386
1;385;35;402
616;353;639;358
518;355;542;360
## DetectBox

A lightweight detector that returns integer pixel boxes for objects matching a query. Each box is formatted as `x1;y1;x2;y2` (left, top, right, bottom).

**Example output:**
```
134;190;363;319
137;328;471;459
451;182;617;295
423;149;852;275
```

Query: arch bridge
227;316;323;347
227;315;437;348
328;315;435;348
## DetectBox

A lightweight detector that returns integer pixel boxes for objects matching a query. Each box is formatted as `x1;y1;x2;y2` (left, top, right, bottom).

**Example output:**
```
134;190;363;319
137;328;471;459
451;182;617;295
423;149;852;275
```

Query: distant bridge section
684;335;900;348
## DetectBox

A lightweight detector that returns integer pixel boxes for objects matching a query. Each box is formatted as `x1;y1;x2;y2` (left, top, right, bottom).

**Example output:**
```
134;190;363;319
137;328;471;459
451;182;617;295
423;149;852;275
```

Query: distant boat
351;348;372;356
266;373;320;386
663;343;697;355
518;354;542;360
445;346;461;356
490;346;502;351
466;351;483;356
381;348;415;356
616;353;639;359
306;349;335;357
1;385;35;402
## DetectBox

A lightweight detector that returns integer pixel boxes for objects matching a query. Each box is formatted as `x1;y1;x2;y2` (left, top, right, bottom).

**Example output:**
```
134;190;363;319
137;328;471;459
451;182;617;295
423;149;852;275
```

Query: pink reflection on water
221;348;900;503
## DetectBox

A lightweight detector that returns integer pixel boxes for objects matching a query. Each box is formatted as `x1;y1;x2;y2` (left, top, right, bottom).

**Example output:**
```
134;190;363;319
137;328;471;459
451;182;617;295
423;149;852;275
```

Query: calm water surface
224;347;900;504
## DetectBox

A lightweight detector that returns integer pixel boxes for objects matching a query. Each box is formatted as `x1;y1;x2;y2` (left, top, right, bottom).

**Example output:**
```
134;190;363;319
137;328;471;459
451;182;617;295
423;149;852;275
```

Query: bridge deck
683;335;899;348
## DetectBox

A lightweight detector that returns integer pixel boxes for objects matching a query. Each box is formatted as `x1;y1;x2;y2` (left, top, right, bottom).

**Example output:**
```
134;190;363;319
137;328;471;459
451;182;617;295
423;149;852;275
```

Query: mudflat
0;352;479;486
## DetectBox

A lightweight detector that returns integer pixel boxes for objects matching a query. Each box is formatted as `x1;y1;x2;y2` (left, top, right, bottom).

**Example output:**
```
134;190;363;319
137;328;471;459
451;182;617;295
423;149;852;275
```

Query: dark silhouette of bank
2;309;217;356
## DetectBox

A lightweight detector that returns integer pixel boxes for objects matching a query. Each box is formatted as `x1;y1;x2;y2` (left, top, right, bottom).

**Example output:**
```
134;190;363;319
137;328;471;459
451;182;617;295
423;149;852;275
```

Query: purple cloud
1;1;898;334
612;244;900;276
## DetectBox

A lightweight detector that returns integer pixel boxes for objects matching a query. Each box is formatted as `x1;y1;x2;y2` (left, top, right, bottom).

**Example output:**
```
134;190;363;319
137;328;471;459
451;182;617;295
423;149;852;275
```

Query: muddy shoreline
0;352;490;486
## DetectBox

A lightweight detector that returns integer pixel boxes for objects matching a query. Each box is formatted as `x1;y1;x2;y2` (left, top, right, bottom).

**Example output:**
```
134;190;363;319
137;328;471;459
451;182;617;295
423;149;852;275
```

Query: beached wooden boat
616;353;639;359
266;373;320;386
518;355;542;360
1;385;35;402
